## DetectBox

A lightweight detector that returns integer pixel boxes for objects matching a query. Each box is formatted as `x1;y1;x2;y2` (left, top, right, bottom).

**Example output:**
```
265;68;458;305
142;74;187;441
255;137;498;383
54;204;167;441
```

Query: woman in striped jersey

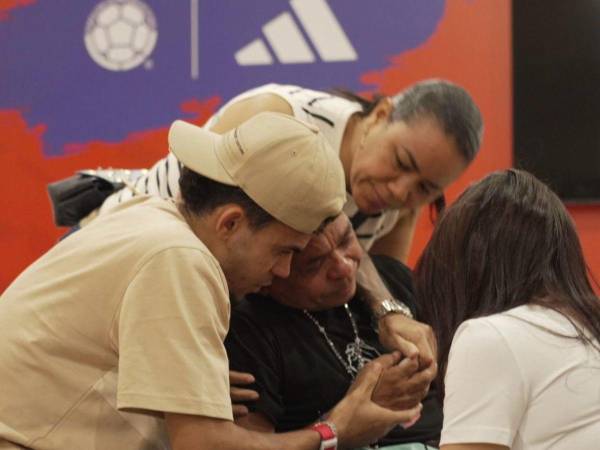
88;80;483;376
97;80;483;265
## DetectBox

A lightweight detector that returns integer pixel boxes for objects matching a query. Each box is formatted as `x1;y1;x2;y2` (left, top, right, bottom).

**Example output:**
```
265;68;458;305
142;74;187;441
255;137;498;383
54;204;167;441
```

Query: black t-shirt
225;255;442;446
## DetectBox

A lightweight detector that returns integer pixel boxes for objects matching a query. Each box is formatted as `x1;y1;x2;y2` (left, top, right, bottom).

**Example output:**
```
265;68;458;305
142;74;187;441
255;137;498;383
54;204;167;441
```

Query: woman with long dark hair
415;169;600;450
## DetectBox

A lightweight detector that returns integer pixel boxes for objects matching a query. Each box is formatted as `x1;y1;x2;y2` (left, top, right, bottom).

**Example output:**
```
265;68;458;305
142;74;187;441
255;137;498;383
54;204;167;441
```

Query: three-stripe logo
235;0;358;65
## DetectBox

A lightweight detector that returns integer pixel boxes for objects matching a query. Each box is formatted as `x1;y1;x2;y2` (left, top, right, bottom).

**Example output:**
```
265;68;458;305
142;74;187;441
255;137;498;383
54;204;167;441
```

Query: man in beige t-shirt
0;113;420;450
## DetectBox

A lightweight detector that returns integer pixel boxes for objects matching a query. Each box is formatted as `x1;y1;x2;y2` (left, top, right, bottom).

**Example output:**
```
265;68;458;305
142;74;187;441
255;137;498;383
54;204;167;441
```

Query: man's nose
328;251;355;279
271;254;293;279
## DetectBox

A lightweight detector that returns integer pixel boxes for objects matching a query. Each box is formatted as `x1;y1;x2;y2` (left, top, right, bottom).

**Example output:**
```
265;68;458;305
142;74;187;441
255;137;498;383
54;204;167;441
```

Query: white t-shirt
0;196;232;449
440;304;600;449
98;84;401;250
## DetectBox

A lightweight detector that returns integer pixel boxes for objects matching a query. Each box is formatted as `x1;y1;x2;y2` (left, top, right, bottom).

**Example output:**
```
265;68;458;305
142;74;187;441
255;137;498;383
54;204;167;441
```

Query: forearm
235;411;275;432
356;251;393;309
356;253;413;320
207;425;321;450
253;428;320;450
369;208;420;263
166;413;321;450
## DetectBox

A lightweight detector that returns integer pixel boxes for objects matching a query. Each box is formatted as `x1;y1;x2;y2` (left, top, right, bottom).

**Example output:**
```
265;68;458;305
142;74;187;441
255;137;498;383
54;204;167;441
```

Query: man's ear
214;205;247;241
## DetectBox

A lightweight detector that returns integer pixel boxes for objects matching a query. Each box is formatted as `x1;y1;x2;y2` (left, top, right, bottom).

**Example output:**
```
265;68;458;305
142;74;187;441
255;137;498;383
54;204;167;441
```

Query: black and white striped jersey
98;84;399;250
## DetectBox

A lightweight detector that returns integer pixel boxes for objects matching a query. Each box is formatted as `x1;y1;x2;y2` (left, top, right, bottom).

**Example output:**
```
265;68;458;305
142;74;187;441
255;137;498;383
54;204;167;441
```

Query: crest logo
84;0;158;71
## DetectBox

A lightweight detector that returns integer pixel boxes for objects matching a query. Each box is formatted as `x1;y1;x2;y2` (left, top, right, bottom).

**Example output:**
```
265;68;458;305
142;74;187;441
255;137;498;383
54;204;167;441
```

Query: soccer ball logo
84;0;158;71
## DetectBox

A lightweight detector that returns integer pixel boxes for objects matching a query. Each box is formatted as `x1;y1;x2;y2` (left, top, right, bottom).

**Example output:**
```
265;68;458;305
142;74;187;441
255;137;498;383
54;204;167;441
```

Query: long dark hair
415;169;600;396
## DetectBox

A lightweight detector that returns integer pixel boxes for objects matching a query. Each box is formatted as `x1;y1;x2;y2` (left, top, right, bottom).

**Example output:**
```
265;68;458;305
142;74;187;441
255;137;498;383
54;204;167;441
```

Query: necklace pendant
303;306;379;380
345;341;364;374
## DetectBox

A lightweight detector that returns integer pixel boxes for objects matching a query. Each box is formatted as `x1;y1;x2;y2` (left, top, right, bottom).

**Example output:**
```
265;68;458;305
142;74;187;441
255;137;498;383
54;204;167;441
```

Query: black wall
513;0;600;202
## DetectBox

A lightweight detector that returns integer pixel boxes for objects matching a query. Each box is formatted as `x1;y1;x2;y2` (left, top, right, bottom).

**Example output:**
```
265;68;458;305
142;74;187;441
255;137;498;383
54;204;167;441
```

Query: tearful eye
304;259;324;273
395;154;410;171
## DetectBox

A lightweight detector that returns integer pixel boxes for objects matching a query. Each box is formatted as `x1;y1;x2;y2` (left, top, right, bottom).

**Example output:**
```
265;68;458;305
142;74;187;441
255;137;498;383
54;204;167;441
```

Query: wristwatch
373;298;413;320
310;421;337;450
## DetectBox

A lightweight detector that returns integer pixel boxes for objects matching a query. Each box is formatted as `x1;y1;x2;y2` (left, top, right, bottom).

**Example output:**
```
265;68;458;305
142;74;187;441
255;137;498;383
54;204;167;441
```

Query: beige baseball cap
168;112;346;233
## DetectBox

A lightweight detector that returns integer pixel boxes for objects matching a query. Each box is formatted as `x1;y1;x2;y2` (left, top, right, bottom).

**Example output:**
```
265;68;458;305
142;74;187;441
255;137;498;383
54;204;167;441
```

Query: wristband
310;421;337;450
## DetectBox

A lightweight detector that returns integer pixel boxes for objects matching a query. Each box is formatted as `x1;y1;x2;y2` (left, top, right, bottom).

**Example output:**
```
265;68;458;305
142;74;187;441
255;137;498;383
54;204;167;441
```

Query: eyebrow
341;223;353;243
302;222;354;264
400;145;441;191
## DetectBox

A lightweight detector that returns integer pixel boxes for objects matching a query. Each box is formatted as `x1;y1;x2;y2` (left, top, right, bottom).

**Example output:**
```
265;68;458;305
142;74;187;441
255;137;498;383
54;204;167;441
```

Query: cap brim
168;120;235;185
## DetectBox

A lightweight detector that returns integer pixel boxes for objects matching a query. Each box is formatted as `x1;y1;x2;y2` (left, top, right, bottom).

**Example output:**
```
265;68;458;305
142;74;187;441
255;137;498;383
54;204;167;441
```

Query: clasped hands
230;313;437;420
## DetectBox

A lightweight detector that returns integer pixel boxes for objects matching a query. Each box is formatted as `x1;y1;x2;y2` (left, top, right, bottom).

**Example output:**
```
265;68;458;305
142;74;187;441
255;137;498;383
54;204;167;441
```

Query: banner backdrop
0;0;559;291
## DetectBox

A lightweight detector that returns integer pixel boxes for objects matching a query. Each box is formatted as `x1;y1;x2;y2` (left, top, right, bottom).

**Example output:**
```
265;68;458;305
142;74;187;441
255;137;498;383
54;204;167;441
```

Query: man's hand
327;352;423;449
372;355;436;411
229;370;259;418
378;313;438;370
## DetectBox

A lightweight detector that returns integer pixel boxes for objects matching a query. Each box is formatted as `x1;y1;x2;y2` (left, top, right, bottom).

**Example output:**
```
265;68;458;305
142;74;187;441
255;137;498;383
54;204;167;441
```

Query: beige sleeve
115;246;233;421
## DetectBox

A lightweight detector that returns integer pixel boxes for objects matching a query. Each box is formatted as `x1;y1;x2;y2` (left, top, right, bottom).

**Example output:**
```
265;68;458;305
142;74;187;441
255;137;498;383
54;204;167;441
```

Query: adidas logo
235;0;358;66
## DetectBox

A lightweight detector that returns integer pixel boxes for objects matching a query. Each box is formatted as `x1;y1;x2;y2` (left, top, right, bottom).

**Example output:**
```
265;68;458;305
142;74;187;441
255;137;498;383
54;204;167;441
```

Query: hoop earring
429;194;446;224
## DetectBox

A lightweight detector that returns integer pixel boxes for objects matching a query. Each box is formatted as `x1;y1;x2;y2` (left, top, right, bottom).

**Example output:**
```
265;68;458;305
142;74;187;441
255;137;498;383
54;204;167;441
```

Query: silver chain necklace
302;304;379;379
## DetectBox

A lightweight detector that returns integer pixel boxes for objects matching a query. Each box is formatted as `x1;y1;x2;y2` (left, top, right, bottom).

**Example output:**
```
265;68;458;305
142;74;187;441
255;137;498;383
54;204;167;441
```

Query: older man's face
267;214;363;311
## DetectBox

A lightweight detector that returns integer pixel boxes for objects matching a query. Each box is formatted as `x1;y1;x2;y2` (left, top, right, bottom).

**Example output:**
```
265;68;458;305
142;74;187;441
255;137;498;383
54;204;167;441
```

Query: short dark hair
415;169;600;397
179;167;275;229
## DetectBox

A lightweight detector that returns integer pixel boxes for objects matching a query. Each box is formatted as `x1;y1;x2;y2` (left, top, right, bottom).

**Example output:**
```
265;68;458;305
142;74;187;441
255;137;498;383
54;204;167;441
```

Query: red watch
310;421;337;450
